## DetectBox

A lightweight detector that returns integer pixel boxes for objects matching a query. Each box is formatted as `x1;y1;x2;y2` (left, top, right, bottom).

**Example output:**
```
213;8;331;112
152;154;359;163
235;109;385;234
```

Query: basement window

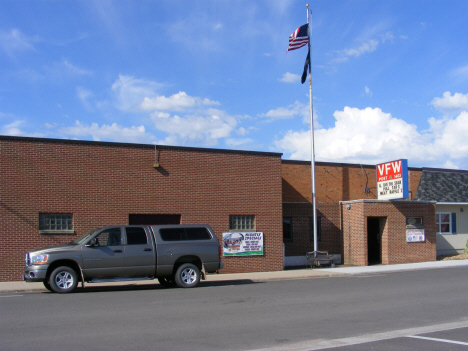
229;215;255;231
39;213;74;234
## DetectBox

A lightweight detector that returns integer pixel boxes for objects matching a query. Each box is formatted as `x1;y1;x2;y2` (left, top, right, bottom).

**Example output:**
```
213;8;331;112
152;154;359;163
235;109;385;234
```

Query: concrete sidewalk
2;259;467;293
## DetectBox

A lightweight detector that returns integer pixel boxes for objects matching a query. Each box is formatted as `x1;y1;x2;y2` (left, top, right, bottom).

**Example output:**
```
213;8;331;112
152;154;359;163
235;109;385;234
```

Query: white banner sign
222;232;264;256
406;228;425;242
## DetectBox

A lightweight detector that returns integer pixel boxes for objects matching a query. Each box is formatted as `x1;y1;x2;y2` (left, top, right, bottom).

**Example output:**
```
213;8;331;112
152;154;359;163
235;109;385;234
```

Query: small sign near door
406;228;425;242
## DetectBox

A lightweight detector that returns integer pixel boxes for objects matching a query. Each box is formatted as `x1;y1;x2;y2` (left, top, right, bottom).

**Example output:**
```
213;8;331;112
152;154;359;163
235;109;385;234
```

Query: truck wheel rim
181;268;196;284
55;271;73;289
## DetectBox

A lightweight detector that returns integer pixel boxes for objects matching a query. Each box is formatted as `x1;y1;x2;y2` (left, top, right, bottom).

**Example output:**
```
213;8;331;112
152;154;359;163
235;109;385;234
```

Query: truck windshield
68;229;100;245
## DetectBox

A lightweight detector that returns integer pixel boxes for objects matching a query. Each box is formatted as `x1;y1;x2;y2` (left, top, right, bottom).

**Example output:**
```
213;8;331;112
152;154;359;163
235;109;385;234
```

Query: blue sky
2;0;468;169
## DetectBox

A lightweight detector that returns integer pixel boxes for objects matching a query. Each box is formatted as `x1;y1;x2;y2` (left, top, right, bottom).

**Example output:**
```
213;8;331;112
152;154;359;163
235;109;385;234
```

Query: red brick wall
282;160;422;203
283;203;341;256
1;137;283;281
342;201;437;265
282;161;425;260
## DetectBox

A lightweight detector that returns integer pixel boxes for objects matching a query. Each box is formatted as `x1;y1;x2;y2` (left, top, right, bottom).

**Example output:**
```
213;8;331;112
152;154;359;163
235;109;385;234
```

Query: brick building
1;136;283;282
1;136;466;282
281;160;437;266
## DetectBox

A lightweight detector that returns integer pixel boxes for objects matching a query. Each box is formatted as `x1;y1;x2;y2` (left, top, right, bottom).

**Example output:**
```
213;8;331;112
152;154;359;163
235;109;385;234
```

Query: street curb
3;260;467;293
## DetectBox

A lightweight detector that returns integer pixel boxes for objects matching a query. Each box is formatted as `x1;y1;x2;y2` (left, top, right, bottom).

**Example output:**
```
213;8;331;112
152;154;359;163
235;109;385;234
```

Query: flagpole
307;4;318;252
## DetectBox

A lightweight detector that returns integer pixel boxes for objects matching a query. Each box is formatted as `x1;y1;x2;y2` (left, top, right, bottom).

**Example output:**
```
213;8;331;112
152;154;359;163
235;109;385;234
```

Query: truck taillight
218;245;222;258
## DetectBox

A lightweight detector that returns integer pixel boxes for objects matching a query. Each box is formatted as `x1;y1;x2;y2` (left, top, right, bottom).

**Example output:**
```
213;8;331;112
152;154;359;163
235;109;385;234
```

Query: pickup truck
24;224;224;293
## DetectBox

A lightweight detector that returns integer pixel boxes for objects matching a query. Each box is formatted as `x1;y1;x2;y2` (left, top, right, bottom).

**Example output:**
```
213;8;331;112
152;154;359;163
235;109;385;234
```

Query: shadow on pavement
39;279;259;294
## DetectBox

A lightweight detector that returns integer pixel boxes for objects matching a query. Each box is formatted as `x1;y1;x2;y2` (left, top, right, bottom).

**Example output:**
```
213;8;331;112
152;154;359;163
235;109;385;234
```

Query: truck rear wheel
175;263;200;288
49;266;78;293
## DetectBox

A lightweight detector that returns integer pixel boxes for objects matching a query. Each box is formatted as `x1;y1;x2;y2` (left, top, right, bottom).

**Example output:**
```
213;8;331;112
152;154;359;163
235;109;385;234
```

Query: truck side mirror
86;238;98;247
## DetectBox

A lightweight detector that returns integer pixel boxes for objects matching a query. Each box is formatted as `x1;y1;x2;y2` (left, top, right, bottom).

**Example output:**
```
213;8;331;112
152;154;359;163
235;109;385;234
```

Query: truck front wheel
43;279;53;292
49;266;78;293
175;263;200;288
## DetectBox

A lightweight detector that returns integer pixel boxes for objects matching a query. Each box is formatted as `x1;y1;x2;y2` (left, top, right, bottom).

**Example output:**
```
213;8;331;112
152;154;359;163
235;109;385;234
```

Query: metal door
124;226;156;277
81;227;126;279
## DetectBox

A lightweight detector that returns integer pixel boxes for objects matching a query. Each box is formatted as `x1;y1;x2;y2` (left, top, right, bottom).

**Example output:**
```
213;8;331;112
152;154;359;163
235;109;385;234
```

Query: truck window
94;228;121;246
159;227;212;241
186;227;211;240
160;228;186;241
126;227;148;245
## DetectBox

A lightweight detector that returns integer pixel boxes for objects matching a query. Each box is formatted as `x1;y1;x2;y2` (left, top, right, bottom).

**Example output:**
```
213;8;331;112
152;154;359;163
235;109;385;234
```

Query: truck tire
49;266;78;293
175;263;200;288
158;277;177;288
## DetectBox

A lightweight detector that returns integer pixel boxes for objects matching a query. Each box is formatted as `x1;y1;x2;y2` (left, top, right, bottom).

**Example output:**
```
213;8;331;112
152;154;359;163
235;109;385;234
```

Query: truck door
81;227;126;279
124;226;156;277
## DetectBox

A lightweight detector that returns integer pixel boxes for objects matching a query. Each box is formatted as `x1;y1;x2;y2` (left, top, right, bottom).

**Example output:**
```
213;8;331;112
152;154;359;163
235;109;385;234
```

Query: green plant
465;239;468;254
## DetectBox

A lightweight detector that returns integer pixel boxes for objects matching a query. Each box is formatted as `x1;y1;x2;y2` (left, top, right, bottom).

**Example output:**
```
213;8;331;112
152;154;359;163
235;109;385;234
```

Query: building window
283;217;293;242
309;216;322;242
436;213;456;234
229;215;255;231
406;217;422;226
39;213;73;233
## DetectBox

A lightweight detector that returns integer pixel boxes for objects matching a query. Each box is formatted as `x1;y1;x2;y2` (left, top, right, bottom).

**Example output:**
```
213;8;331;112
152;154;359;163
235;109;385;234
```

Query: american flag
287;24;309;52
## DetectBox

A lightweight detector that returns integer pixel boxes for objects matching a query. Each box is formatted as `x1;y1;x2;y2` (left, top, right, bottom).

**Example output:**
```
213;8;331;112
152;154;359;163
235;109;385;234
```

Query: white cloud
259;101;308;121
55;59;92;76
237;127;248;136
77;87;93;111
59;120;153;143
451;64;468;81
261;101;320;126
1;120;44;137
431;91;468;114
275;104;468;168
109;75;235;146
429;111;468;159
111;75;164;112
332;39;379;63
364;86;373;97
0;29;37;57
150;109;237;146
140;91;220;112
380;31;395;43
279;72;300;83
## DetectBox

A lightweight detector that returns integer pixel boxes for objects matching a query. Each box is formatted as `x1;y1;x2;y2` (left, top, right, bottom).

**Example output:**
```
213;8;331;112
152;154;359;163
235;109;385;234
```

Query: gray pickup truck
24;224;224;293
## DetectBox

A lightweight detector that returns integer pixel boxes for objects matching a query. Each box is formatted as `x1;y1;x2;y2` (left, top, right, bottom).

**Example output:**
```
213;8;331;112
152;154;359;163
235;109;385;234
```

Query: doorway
129;214;181;225
367;217;383;265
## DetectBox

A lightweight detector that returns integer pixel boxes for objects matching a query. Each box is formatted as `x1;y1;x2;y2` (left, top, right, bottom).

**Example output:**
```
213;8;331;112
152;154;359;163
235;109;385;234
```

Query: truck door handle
113;250;123;253
143;248;152;252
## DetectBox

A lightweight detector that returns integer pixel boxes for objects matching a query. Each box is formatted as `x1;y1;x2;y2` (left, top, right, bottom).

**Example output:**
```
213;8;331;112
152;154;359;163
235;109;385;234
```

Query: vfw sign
376;159;409;200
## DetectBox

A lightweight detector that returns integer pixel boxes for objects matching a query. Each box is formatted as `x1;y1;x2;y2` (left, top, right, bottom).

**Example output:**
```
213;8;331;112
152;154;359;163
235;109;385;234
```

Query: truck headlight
31;254;49;265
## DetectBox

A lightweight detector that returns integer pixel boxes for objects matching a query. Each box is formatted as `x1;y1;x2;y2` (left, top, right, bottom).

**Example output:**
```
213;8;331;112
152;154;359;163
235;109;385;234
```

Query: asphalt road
1;267;467;351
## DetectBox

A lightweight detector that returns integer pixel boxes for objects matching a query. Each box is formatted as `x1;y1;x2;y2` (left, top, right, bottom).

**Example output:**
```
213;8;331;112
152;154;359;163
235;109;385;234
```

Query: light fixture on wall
153;145;160;168
346;204;351;210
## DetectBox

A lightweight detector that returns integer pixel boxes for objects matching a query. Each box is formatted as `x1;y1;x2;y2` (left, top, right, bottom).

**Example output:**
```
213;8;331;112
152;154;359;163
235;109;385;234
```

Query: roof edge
282;159;422;170
0;135;283;158
340;199;436;204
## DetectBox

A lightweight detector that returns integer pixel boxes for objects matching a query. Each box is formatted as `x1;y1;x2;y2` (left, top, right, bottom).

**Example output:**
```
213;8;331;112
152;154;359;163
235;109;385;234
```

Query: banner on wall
222;232;264;256
376;159;409;200
406;228;425;242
